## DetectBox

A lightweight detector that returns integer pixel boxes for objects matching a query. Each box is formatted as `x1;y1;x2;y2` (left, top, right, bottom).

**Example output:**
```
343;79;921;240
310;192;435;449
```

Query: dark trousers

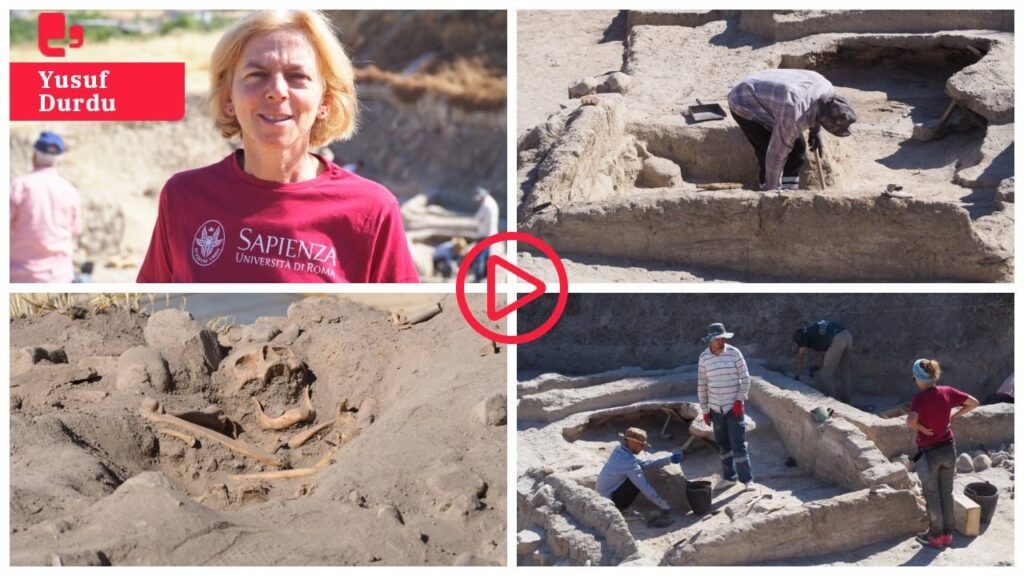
610;479;640;511
915;441;957;537
732;112;807;188
472;245;491;282
712;410;753;483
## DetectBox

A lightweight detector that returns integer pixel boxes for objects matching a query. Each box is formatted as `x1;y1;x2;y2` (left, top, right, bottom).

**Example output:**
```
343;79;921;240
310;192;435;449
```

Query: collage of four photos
6;5;1017;569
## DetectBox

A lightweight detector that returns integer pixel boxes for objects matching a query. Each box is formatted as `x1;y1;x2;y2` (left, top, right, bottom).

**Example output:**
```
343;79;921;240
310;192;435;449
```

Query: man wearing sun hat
10;131;82;283
698;322;756;492
595;426;681;527
728;69;858;191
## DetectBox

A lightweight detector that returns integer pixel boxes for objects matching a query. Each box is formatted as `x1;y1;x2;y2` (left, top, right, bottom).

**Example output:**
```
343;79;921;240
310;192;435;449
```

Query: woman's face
228;29;325;153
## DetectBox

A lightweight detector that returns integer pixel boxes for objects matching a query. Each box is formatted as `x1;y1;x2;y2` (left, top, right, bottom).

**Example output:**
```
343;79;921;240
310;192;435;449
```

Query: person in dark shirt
906;358;978;549
793;320;853;402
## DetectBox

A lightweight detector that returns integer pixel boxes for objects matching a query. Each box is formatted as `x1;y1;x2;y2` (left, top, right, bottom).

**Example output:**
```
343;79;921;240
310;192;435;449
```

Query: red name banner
10;62;185;121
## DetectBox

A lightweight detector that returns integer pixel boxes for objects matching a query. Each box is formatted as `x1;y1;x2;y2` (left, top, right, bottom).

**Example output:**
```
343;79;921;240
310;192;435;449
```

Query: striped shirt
728;69;835;190
698;343;751;413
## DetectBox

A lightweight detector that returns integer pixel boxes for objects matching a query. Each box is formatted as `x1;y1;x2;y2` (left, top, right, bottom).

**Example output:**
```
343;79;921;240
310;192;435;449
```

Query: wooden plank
953;481;981;536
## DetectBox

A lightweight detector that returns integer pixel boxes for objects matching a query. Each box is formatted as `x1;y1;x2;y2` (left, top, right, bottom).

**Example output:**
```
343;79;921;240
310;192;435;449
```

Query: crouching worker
728;69;857;191
595;427;681;528
907;358;979;549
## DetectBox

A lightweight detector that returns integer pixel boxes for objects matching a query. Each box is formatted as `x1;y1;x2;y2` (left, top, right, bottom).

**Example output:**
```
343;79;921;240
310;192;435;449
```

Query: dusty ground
517;292;1014;566
10;294;506;565
516;11;624;134
517;367;1014;566
11;11;507;283
516;10;1013;282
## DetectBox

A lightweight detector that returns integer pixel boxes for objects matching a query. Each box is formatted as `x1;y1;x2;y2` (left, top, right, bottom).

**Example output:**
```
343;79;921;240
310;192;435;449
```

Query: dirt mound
10;295;506;565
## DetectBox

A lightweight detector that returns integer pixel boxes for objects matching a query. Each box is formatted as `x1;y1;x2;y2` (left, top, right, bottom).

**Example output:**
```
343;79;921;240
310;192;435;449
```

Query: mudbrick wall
519;293;1013;400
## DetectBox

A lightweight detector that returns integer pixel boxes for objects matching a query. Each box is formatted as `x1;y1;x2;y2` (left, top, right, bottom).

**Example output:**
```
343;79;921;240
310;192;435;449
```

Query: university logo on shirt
192;220;225;266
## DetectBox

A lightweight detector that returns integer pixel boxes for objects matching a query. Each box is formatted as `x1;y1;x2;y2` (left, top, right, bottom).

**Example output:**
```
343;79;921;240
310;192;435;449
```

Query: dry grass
356;58;507;112
10;293;168;317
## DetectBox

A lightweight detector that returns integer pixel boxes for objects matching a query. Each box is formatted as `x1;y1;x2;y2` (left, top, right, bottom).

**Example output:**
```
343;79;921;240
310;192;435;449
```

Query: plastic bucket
685;480;713;515
964;481;999;524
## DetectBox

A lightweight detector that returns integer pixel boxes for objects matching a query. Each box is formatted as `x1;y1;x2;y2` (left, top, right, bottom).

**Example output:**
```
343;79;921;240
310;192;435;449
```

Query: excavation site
516;294;1014;566
10;294;506;566
517;10;1013;282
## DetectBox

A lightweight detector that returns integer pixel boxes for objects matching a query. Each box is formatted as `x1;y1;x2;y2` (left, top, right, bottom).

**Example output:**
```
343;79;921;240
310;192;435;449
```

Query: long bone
283;399;364;449
253;387;315;430
140;398;285;468
158;428;198;448
230;442;341;482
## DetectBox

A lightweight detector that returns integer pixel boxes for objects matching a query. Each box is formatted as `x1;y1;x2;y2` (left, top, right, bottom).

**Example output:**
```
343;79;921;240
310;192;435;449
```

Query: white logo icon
192;220;226;266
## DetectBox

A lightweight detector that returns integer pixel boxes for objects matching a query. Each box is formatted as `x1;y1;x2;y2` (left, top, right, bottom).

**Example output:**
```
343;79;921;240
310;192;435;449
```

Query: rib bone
140;398;284;468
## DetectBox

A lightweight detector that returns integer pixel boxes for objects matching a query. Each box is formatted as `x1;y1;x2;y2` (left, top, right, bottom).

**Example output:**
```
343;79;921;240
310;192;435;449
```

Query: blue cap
34;131;65;155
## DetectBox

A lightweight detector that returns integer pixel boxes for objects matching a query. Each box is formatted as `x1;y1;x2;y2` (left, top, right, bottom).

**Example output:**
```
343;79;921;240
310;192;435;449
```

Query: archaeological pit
10;295;506;566
516;294;1014;566
517;10;1013;282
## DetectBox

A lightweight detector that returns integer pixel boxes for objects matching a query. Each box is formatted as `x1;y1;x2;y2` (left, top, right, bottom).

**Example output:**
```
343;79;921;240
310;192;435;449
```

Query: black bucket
685;480;713;515
964;482;999;524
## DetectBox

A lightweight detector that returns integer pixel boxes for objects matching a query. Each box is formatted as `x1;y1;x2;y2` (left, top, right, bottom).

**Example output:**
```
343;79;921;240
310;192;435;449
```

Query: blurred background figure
10;131;82;283
472;186;499;281
432;236;467;279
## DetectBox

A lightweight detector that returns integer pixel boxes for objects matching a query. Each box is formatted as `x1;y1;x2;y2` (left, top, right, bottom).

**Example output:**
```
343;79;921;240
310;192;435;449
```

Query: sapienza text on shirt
37;70;116;112
237;228;338;265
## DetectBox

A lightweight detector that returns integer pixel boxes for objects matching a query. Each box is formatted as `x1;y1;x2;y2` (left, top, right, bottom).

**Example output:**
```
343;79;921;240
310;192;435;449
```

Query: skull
223;344;307;396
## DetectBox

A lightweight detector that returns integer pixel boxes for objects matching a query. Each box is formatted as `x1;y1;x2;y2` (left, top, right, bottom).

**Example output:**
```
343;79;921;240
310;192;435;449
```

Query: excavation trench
517;18;1013;282
517;363;1014;566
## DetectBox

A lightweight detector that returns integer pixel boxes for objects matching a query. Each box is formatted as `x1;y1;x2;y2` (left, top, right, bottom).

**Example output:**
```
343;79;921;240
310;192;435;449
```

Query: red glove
732;400;744;418
702;413;711;426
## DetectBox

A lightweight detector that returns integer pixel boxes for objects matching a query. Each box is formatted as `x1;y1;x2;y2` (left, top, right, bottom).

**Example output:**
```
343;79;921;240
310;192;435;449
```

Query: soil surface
516;10;1013;282
10;295;506;566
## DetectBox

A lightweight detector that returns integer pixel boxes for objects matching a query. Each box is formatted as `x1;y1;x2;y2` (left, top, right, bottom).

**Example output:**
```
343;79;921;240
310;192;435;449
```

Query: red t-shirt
137;152;419;283
909;385;971;448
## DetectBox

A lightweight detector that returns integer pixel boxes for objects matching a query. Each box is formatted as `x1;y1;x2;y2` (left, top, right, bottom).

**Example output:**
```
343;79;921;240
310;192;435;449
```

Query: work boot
941;533;953;547
715;478;736;492
915;532;944;549
646;509;675;528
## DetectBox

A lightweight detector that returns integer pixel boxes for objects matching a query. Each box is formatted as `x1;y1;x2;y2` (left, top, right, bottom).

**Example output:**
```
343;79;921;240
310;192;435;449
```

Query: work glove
670;451;682;464
732;400;744;418
702;412;712;426
808;127;823;155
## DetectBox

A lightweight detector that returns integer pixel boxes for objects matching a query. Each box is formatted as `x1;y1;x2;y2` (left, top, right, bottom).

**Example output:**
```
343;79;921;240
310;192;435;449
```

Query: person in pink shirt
138;10;419;283
906;358;979;549
10;131;82;283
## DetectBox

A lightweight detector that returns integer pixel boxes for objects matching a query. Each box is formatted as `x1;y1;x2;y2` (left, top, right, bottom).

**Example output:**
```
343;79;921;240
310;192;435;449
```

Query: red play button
456;232;568;344
487;255;545;321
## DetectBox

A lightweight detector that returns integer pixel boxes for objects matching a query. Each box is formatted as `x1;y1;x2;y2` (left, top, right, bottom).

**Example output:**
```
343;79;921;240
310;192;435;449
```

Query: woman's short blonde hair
209;10;357;147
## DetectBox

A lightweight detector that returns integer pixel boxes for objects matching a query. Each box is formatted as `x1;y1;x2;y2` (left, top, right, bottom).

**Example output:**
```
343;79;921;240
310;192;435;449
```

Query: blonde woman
138;10;418;283
907;359;979;549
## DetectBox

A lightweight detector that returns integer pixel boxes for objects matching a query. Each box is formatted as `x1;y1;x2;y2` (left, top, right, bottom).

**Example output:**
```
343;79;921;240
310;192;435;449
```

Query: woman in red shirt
906;359;979;549
138;11;419;283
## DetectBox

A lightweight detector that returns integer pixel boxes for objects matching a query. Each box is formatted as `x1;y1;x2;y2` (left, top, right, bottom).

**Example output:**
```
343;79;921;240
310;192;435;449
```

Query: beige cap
618;427;650;446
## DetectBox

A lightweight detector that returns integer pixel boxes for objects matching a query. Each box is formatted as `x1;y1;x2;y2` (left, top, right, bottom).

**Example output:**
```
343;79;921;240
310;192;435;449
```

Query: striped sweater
698;343;751;413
